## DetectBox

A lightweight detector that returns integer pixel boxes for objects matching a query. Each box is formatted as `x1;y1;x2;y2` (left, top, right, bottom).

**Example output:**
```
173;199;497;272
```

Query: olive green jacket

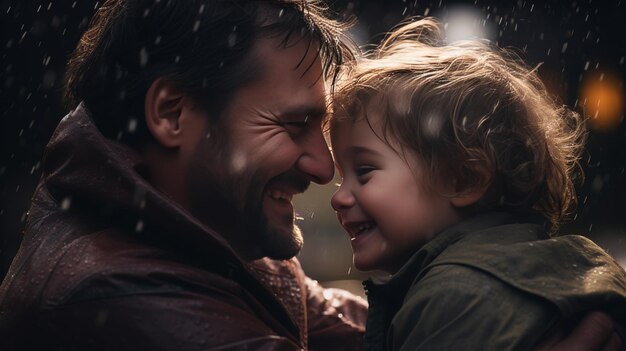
363;212;626;351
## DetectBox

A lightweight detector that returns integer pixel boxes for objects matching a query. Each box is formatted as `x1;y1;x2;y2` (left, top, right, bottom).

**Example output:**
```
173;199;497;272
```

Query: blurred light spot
592;175;603;193
230;151;247;173
439;5;496;42
422;113;444;138
579;71;624;132
347;21;369;47
323;289;333;300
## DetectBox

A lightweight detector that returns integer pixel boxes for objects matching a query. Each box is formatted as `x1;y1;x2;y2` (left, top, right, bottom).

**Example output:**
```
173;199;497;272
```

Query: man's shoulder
42;228;238;307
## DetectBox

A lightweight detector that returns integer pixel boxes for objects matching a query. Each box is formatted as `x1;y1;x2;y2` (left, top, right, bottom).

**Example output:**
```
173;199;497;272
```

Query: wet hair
330;17;586;231
64;0;354;145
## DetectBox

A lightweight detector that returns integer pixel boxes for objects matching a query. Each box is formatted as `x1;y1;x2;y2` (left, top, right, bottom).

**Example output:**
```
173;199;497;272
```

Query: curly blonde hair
330;17;586;231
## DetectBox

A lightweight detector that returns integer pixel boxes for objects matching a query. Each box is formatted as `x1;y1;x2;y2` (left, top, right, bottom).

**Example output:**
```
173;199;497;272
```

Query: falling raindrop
60;197;72;211
136;220;144;232
139;47;149;67
127;118;138;133
228;32;237;47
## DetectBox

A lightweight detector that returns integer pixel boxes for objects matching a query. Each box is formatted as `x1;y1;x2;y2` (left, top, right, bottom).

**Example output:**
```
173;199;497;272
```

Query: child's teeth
358;223;372;233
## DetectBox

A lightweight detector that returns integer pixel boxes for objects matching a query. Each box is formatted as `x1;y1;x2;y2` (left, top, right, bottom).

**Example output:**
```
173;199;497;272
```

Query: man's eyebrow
277;105;328;120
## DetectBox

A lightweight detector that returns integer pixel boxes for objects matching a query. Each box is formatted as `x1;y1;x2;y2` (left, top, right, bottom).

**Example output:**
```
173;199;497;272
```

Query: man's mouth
267;189;294;203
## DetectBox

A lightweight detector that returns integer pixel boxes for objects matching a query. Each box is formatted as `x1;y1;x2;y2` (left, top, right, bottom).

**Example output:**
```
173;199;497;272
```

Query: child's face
330;114;461;273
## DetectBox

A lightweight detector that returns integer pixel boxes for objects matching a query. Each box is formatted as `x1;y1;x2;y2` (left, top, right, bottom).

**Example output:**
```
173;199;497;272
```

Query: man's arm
35;275;303;351
535;312;622;351
304;277;367;351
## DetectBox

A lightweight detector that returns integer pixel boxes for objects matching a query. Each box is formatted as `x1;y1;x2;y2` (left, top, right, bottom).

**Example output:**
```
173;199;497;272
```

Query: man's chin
259;224;303;260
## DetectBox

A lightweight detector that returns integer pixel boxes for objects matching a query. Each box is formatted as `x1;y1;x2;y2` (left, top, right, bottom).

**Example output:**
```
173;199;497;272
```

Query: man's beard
237;171;309;260
186;142;307;260
242;199;303;260
241;173;306;260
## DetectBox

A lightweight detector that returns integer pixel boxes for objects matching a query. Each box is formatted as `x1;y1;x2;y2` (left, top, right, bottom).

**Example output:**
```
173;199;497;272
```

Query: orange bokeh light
579;72;624;133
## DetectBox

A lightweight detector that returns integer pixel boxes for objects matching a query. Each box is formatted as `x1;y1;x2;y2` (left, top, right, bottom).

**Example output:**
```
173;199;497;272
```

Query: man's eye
283;115;309;126
282;121;308;128
281;117;309;135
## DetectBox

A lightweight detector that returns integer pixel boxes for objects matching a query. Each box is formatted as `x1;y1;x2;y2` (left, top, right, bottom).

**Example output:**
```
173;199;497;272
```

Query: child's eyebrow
348;146;383;158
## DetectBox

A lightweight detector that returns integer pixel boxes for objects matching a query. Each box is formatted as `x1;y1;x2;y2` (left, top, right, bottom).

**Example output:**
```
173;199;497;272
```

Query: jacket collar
24;103;304;340
36;102;244;265
361;211;546;349
364;211;546;300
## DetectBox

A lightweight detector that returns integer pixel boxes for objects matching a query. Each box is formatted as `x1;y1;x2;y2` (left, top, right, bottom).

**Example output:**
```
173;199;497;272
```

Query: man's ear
449;161;494;208
144;78;186;148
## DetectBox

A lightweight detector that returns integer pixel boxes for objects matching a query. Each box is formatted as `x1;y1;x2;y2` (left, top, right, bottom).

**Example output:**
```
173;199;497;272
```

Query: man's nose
296;129;334;184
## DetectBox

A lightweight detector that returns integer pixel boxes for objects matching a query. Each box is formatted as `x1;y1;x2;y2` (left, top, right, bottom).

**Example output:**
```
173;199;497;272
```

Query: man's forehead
252;34;324;84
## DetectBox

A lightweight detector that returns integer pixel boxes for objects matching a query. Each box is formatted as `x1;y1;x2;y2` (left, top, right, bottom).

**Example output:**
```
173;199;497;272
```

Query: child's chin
353;256;378;272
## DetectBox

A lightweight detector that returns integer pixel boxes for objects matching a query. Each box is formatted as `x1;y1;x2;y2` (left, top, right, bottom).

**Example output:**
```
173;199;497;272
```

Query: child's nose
331;185;355;212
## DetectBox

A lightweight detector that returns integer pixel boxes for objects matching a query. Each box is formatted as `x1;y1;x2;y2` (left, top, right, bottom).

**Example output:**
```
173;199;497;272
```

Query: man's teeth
268;190;292;202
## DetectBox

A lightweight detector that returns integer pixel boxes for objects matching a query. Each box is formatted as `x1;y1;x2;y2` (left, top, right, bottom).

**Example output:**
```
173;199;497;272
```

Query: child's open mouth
344;220;377;240
354;222;376;238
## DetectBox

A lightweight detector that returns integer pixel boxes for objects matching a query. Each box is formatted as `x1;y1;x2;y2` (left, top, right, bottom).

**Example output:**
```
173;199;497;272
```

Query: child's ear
144;78;186;148
449;161;493;208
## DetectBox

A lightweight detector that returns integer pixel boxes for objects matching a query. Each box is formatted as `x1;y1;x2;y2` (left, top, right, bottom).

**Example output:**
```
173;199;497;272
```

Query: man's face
187;35;334;260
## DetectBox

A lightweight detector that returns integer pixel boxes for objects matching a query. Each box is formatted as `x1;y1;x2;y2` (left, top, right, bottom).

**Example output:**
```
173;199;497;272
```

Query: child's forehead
330;108;380;140
332;94;387;125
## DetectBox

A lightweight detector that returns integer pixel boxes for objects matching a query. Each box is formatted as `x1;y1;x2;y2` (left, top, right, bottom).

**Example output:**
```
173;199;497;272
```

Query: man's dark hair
64;0;353;145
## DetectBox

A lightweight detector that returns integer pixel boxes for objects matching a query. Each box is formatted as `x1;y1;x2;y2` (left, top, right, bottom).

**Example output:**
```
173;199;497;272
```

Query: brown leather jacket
0;103;367;350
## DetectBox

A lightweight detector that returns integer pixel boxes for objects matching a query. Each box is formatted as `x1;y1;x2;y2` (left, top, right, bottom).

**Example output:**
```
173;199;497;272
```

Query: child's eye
355;166;376;178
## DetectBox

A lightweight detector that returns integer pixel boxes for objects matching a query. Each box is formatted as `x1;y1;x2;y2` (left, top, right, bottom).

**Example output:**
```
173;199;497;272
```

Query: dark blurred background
2;1;625;291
